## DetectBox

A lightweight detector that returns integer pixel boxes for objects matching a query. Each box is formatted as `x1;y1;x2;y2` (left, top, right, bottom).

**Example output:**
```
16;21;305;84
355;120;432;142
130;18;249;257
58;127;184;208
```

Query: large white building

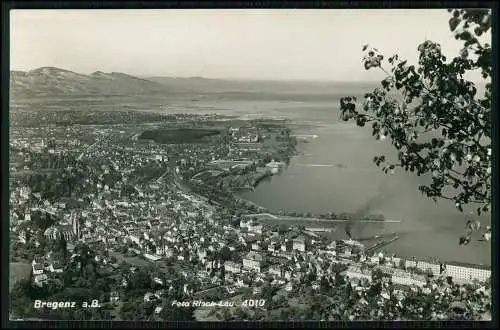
405;259;418;269
416;260;441;276
444;262;491;282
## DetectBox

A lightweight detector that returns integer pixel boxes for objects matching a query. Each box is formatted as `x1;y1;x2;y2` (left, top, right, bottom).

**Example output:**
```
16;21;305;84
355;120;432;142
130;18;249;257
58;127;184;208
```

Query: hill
10;67;166;98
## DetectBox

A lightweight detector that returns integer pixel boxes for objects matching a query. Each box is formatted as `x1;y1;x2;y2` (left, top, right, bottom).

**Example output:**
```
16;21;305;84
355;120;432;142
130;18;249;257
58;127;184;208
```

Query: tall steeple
72;211;80;239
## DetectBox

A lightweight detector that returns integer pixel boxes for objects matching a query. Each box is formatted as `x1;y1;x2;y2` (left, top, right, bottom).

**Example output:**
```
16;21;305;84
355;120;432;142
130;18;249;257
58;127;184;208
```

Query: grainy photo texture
9;9;492;321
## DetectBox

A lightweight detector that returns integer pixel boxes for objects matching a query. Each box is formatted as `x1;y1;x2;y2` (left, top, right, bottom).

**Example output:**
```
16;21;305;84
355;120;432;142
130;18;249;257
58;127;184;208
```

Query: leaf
449;17;461;32
362;44;368;51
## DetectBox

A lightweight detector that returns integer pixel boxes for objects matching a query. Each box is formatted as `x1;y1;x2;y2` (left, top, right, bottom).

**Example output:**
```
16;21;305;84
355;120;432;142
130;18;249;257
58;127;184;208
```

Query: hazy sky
10;9;490;81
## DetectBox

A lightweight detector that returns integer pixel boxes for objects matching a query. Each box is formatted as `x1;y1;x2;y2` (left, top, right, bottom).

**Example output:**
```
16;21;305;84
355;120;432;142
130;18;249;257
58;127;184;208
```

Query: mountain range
10;67;383;99
10;66;488;100
9;67;166;98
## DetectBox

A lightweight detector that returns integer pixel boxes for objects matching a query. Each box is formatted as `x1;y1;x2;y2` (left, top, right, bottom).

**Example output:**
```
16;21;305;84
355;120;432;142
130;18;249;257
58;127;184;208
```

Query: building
110;291;120;302
32;263;44;275
44;226;60;241
33;274;48;287
144;292;158;303
253;286;262;295
345;266;372;282
128;232;141;246
43;212;81;242
416;260;441;276
444;262;491;282
266;161;284;170
268;265;283;277
248;222;263;234
224;261;242;274
391;256;402;268
281;241;292;252
229;127;240;135
239;219;250;228
49;261;64;273
243;251;265;272
404;259;418;269
391;274;426;287
292;236;307;252
155;245;169;256
197;248;207;261
144;253;162;262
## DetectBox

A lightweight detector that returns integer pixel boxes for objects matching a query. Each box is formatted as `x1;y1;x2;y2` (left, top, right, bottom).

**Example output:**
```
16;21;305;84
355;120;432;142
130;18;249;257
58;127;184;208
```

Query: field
108;251;152;268
138;128;221;144
10;262;32;292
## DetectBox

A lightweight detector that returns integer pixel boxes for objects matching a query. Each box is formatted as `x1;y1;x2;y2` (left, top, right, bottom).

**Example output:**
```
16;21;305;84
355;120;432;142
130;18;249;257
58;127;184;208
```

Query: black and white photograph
7;8;493;322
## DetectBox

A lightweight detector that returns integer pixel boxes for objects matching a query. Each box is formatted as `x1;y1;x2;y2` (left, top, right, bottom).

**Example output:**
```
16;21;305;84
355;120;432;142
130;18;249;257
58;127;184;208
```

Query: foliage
339;9;491;217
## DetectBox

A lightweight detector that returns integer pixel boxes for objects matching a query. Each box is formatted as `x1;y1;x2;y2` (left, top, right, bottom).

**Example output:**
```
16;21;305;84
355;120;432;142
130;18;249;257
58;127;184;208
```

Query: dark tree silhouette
339;9;491;220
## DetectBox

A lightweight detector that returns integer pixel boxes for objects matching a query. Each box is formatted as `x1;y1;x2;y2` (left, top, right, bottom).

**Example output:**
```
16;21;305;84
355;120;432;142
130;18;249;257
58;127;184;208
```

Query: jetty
365;234;400;253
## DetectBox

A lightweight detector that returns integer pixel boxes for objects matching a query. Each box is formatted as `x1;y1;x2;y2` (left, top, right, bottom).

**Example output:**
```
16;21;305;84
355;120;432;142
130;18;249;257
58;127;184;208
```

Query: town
9;109;492;321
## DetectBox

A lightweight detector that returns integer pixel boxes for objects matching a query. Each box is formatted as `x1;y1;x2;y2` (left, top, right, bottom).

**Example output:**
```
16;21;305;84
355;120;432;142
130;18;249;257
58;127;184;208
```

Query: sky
10;9;491;81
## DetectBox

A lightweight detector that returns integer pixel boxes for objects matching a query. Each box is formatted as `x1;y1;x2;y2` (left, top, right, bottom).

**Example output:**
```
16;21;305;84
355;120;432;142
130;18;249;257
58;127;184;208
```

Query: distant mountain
10;67;166;98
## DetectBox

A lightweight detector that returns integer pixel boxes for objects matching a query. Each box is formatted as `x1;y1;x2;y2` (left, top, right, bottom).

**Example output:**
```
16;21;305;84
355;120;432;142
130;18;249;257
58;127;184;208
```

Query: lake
10;79;491;269
142;88;490;266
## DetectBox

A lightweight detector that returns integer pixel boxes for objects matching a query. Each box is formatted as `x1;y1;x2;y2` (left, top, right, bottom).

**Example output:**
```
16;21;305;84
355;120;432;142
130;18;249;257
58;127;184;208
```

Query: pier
244;213;402;223
365;234;400;253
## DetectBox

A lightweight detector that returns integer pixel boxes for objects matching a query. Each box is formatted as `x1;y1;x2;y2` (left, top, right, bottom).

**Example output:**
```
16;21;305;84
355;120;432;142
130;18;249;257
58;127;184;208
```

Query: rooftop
244;251;264;262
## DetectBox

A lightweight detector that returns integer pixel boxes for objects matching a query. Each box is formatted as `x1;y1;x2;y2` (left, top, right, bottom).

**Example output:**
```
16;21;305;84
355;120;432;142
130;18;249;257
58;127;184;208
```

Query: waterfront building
405;259;417;269
444;261;491;282
416;260;441;276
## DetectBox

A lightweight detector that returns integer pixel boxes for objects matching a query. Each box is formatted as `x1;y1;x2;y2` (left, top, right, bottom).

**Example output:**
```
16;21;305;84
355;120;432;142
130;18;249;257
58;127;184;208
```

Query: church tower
71;211;80;240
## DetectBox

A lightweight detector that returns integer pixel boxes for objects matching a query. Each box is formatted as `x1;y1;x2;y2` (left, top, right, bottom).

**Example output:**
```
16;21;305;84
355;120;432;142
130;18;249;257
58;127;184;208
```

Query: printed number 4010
241;299;265;307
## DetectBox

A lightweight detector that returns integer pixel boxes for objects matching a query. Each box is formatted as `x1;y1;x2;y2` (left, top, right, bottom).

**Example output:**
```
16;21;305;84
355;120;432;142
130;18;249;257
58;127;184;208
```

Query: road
192;285;227;297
